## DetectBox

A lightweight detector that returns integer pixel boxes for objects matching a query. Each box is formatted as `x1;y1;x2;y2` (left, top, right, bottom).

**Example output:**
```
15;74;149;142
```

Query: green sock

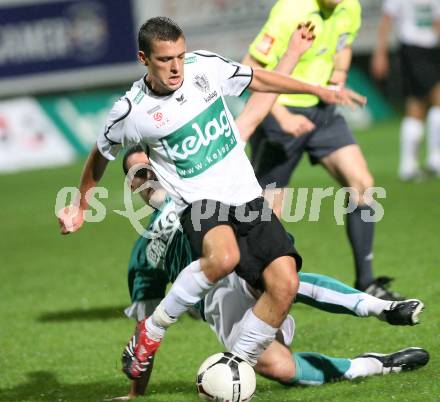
297;272;362;316
289;352;351;385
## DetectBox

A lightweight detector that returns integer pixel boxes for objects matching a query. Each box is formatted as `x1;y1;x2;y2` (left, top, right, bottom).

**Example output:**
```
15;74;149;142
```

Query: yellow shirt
249;0;362;107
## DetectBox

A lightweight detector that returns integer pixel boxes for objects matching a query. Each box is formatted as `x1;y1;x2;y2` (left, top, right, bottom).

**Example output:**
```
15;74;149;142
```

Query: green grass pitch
0;118;439;402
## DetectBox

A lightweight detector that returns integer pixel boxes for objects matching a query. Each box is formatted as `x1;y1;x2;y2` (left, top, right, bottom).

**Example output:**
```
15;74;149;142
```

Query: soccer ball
196;352;256;401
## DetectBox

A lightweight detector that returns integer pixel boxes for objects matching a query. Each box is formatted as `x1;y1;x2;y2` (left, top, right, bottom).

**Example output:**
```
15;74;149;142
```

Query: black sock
346;205;375;290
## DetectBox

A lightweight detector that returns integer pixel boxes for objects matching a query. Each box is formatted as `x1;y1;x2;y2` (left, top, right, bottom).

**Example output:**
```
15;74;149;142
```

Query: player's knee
350;172;374;195
206;248;240;281
265;259;299;309
363;173;374;191
277;274;299;309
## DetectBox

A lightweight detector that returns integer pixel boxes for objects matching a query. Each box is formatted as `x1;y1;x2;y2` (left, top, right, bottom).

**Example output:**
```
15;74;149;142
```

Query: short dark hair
122;145;145;175
138;17;184;56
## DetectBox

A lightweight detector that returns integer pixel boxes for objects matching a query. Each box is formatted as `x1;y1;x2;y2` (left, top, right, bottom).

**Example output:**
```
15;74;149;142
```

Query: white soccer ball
196;352;256;401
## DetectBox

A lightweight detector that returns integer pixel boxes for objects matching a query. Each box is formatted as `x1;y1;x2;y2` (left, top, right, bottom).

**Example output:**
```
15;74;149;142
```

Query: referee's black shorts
250;103;356;188
400;44;440;98
180;197;302;290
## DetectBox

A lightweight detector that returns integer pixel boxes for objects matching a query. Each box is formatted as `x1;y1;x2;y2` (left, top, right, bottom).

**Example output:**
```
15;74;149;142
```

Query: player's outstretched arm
237;23;316;140
57;144;108;234
249;68;366;109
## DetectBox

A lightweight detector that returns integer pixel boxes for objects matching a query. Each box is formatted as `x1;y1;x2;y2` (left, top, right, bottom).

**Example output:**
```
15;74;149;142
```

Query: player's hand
371;52;389;80
318;85;367;109
288;21;315;56
57;204;85;235
279;112;316;137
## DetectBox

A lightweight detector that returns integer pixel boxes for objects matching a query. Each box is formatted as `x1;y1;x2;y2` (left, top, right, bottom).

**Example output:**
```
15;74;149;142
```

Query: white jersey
97;50;262;211
383;0;440;47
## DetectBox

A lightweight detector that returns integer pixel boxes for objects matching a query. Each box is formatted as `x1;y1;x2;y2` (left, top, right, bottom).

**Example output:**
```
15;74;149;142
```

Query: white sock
426;106;440;172
355;293;392;317
145;260;213;341
399;117;424;179
231;309;278;366
344;357;383;379
145;304;175;341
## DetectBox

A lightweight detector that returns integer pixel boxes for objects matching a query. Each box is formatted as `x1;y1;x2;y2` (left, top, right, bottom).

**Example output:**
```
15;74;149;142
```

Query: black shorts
180;197;302;290
400;44;440;98
250;103;356;187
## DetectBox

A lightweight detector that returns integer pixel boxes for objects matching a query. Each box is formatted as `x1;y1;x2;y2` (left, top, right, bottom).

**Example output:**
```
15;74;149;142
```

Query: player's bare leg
152;224;239;319
320;144;373;204
253;256;298;327
199;225;241;282
255;341;296;383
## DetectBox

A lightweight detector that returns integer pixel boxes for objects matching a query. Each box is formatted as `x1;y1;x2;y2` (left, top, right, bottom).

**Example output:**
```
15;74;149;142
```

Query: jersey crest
193;73;210;93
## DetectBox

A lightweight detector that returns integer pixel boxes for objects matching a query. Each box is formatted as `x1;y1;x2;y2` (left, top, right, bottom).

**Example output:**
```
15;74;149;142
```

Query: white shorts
203;272;295;351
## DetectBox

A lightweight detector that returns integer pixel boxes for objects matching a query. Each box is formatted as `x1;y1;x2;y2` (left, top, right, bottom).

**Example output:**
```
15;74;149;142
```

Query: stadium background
0;1;438;401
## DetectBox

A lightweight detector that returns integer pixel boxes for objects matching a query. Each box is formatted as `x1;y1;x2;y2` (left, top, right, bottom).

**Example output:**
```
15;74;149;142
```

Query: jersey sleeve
343;0;362;47
382;0;401;18
248;0;295;67
96;97;134;160
193;50;253;97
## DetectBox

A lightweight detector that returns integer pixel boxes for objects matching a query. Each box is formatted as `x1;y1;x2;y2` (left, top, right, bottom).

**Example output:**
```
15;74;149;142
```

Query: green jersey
249;0;362;107
127;198;194;303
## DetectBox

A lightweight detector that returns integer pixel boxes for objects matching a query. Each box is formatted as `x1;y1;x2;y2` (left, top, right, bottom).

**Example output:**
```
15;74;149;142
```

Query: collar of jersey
143;75;184;97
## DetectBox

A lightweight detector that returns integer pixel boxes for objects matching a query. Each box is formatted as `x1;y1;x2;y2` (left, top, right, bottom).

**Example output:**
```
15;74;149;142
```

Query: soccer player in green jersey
243;0;403;300
115;145;427;399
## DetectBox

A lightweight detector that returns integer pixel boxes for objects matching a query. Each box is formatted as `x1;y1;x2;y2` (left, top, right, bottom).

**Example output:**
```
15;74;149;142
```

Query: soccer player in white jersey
371;0;440;180
58;17;365;380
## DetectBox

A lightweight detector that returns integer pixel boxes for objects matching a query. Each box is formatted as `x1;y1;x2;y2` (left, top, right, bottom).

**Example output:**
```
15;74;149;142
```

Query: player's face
126;152;166;207
126;152;154;197
141;36;186;94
